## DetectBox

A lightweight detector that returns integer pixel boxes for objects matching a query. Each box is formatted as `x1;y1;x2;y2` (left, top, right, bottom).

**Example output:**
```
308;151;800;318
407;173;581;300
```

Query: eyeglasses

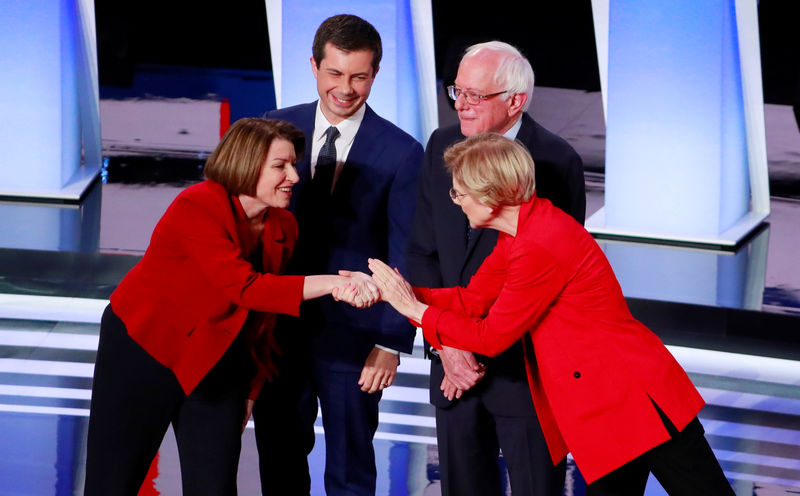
447;85;509;105
449;187;468;203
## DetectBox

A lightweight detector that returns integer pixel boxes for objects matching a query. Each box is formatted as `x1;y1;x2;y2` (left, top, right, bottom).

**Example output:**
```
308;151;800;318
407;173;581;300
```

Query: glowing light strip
667;345;800;386
0;359;94;377
312;425;438;445
697;387;800;416
0;385;90;400
397;357;431;375
378;412;435;428
0;330;98;350
0;294;107;323
0;404;89;417
714;448;800;472
702;419;800;445
724;470;800;490
380;386;429;404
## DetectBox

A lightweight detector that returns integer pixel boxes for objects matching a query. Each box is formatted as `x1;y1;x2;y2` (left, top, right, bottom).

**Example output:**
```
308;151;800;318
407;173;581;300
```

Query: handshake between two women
330;259;423;322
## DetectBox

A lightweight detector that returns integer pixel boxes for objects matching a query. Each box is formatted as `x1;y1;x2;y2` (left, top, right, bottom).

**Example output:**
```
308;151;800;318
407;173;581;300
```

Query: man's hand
440;375;464;401
358;347;399;393
439;345;485;392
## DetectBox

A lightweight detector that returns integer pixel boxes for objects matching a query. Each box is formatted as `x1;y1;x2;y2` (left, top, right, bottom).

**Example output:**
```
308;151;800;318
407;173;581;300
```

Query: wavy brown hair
204;118;304;196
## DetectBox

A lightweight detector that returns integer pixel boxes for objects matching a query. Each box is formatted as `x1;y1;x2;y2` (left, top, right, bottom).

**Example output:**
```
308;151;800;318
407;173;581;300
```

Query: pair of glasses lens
446;85;508;105
449;188;467;201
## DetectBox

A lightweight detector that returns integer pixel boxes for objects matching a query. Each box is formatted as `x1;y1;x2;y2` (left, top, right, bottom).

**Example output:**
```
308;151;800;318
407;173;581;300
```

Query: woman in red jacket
84;118;375;496
369;134;733;495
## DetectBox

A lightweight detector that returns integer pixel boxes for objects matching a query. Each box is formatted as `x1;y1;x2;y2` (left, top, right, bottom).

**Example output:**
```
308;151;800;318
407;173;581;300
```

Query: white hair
462;41;535;111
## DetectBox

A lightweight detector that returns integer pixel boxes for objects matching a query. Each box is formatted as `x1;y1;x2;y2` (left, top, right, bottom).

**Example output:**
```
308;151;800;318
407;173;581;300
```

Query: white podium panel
589;0;769;247
0;0;101;202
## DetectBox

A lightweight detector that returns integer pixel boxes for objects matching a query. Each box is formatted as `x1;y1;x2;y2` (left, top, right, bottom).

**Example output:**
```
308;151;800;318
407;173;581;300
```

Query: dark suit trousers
588;414;733;496
432;353;566;496
254;333;381;496
85;305;250;496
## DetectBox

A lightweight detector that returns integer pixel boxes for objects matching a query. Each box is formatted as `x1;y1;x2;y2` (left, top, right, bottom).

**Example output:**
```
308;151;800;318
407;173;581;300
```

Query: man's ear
507;92;527;117
372;65;380;79
310;56;319;78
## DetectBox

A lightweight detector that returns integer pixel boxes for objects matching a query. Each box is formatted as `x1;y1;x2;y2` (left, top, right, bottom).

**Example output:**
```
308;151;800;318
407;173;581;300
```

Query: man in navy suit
253;14;423;496
407;41;586;496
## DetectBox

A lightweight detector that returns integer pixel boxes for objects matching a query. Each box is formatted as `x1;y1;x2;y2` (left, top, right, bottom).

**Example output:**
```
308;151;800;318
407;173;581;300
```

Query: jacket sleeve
376;138;424;351
421;238;569;356
163;192;305;316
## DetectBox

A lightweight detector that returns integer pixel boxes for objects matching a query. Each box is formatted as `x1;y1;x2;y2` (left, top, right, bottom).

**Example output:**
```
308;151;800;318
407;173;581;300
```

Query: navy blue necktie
314;126;339;195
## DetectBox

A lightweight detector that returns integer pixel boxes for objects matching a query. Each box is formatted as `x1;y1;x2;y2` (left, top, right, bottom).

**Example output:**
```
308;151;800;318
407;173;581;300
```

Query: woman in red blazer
370;134;733;495
84;118;376;496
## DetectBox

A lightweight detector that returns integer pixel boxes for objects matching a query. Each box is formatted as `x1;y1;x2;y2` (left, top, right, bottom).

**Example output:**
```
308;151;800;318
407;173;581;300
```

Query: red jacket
111;180;305;397
419;196;704;484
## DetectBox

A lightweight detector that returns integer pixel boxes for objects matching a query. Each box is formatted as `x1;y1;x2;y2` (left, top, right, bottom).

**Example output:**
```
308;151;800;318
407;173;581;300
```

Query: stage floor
0;87;798;495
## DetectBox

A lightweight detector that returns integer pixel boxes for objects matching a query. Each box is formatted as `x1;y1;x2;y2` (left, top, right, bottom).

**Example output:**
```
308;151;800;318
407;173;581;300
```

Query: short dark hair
204;118;305;196
312;14;382;73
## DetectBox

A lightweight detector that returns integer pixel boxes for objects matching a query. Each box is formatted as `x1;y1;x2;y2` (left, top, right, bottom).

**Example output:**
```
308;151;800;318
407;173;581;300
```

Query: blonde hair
204;118;305;196
444;133;536;208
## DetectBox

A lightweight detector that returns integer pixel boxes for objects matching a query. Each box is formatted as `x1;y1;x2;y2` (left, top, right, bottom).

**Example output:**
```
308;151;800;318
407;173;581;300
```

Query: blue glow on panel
395;0;422;141
604;0;750;238
61;0;81;186
278;0;422;140
0;1;64;191
603;243;719;306
719;1;749;232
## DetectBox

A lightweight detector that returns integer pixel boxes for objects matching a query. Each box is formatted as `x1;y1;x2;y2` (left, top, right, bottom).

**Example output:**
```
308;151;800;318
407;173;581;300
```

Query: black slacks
431;352;566;496
84;305;252;496
588;414;734;496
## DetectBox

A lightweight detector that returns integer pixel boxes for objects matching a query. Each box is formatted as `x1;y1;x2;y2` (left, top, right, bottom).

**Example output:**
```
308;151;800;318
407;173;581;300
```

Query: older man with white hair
407;41;586;496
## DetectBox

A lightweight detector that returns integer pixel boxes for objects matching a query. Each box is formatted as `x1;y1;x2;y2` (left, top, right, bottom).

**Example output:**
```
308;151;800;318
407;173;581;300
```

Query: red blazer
111;180;305;397
418;196;704;484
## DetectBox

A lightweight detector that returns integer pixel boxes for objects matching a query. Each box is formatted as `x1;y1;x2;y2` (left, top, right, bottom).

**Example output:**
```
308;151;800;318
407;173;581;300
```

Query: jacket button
573;371;581;378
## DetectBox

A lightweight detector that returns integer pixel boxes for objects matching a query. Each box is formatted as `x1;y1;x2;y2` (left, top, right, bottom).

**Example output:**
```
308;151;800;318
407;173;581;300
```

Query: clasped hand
331;270;381;308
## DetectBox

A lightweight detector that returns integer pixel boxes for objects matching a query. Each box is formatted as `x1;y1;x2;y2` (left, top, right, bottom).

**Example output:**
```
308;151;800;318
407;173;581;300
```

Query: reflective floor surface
0;310;799;495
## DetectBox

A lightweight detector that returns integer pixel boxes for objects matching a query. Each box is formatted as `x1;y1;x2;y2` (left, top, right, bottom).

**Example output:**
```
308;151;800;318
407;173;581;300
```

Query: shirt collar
503;116;523;140
313;102;366;147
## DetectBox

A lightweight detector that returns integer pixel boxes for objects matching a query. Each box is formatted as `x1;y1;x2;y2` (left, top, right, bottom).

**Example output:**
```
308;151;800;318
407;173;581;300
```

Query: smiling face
454;52;521;137
311;42;377;124
253;138;299;209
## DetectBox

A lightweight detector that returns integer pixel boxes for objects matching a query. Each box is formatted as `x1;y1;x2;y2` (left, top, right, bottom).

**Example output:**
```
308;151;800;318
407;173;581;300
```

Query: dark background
95;0;799;105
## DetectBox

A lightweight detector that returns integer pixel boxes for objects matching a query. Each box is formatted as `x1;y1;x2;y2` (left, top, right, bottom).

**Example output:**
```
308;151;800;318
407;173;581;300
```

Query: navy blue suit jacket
407;114;586;409
269;102;423;368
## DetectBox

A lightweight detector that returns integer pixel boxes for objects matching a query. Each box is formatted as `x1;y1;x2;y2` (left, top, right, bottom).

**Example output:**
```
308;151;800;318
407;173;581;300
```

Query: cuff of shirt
375;344;400;355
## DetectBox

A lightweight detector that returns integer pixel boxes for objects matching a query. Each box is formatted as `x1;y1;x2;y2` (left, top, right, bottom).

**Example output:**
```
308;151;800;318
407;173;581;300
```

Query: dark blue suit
407;114;585;496
254;102;423;495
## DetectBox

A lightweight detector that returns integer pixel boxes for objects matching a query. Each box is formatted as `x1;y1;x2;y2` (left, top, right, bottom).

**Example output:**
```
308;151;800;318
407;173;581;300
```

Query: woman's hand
332;270;381;308
367;258;428;322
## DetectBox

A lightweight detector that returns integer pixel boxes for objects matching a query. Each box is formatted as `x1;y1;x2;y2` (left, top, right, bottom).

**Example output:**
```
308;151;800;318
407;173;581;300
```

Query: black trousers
431;351;565;496
588;415;734;496
84;305;252;496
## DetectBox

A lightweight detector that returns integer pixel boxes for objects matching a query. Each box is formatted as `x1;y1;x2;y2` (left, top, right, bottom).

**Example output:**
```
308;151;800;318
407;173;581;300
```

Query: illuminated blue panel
0;1;64;191
270;0;436;144
0;0;100;200
604;0;749;238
